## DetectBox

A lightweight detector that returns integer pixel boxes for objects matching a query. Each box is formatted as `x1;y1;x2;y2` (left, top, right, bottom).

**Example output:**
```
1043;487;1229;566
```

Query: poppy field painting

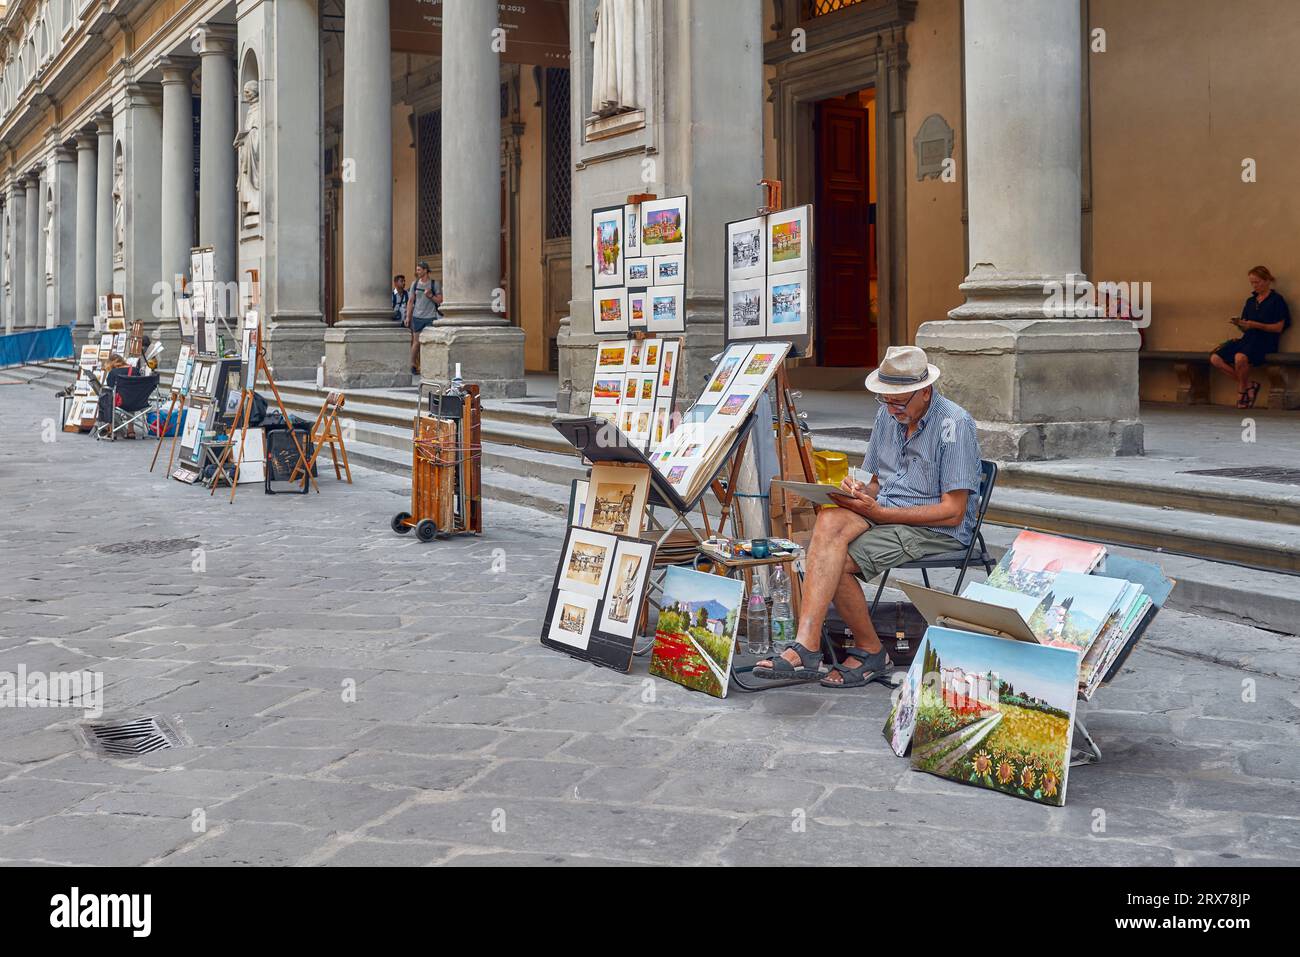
649;567;744;698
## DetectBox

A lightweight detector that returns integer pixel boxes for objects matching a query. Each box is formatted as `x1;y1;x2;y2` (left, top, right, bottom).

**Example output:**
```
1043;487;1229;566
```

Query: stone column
51;147;79;327
422;0;526;398
95;116;114;308
159;59;196;357
75;132;98;328
25;174;39;328
242;0;325;381
198;29;237;296
915;0;1141;460
115;82;164;324
7;182;25;334
324;0;408;388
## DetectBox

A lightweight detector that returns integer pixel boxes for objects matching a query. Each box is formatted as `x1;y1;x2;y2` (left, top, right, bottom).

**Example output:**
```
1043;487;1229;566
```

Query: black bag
264;427;315;494
823;600;927;666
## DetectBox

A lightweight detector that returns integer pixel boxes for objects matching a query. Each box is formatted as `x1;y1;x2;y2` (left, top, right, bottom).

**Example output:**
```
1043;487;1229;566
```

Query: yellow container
813;450;849;486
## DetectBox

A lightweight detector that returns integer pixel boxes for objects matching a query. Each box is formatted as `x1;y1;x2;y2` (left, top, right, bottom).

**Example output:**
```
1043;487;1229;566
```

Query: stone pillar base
421;323;526;399
267;317;328;383
323;323;409;389
915;318;1145;461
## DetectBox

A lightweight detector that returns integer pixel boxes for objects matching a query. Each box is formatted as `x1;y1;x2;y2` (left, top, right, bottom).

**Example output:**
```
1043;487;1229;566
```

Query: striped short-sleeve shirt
862;391;983;545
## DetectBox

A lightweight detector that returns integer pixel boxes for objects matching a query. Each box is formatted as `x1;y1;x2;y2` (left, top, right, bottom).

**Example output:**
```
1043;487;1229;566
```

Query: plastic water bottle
746;590;770;656
770;565;794;647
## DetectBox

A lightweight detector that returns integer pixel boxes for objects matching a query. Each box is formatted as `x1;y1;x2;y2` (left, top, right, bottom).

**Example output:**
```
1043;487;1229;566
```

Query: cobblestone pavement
1;382;1298;866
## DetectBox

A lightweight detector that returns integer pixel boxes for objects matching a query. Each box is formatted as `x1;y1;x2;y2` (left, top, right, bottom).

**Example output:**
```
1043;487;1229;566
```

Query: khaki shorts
847;524;960;581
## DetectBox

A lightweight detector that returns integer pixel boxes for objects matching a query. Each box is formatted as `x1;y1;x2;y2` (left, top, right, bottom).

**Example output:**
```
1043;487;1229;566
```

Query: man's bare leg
756;507;870;672
823;555;883;686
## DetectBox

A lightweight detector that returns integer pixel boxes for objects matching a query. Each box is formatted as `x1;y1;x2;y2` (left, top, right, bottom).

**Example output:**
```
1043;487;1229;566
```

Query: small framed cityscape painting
646;284;686;334
766;205;810;276
639;195;687;258
591;204;625;289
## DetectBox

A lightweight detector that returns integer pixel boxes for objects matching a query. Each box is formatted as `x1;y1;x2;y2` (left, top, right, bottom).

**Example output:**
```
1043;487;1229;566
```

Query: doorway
814;90;877;368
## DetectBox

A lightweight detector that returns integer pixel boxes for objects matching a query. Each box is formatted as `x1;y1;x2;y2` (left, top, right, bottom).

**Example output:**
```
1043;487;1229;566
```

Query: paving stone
156;822;335;866
487;730;573;759
318;839;453;866
654;772;826;815
560;733;679;767
187;746;354;775
420;695;546;726
465;760;592;798
573;766;669;803
0;777;104;827
325;752;488;791
350;723;501;757
370;797;742;865
0;813;194;866
214;778;410;829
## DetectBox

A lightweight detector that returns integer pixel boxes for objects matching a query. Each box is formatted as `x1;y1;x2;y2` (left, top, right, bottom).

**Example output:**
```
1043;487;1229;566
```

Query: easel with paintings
209;319;316;501
291;390;353;485
154;343;195;478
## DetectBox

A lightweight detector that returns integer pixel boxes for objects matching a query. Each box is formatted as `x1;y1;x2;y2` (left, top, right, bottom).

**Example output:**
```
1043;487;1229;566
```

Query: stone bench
1141;351;1300;409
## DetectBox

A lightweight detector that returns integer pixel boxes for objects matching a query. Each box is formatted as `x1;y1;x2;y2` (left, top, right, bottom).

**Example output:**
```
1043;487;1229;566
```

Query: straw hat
864;345;941;395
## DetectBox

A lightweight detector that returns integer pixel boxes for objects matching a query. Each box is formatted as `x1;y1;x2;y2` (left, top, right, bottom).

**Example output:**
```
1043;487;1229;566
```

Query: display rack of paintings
541;464;658;671
171;400;213;484
588;336;682;452
591;195;688;336
724;204;813;353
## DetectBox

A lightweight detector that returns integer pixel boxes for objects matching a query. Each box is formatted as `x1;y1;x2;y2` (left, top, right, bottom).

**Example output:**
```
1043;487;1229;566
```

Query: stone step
344;437;573;518
999;460;1299;526
987;486;1300;574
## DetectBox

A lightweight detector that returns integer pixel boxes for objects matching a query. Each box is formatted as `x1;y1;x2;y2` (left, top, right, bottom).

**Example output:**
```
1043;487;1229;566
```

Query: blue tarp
0;325;76;367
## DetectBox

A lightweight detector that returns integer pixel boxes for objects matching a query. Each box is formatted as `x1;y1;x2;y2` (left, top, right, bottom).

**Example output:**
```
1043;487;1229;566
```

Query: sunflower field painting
908;627;1079;807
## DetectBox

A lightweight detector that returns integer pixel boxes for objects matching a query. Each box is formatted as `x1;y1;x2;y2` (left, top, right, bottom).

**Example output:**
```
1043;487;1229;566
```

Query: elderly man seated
755;345;983;688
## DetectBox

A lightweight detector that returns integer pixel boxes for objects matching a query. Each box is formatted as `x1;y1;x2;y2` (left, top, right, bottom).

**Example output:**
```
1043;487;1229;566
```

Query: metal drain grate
1180;466;1300;486
812;426;873;442
96;538;200;556
81;716;184;757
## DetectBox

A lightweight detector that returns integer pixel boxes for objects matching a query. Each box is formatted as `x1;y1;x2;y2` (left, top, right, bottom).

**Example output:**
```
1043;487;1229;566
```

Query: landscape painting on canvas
987;530;1105;597
649;566;744;698
909;627;1078;806
882;635;930;757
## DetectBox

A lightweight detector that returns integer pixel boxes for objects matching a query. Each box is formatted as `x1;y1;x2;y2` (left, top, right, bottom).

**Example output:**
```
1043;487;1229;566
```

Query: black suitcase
822;600;927;667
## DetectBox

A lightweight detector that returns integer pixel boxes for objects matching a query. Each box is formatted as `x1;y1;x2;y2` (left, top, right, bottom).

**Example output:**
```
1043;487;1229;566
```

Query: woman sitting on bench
1211;265;1291;408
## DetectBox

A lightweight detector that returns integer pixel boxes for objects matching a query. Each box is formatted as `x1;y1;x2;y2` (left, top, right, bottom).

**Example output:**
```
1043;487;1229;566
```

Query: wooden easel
149;386;184;472
292;390;352;484
210;324;318;502
127;320;144;360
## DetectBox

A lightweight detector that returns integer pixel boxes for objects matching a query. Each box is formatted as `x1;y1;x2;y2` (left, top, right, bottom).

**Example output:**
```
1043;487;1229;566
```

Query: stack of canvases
883;530;1173;807
541;463;657;671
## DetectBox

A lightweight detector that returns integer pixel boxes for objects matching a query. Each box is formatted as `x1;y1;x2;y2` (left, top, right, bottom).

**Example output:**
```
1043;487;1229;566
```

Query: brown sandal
1245;382;1261;408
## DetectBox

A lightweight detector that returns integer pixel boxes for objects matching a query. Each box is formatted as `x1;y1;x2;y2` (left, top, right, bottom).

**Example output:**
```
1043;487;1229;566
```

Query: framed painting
591;204;625;289
593;288;629;335
767;271;809;338
625;256;653;287
726;276;766;340
726;216;766;282
646;285;685;334
624;203;641;258
766;204;810;276
584;462;650;537
639;195;687;258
